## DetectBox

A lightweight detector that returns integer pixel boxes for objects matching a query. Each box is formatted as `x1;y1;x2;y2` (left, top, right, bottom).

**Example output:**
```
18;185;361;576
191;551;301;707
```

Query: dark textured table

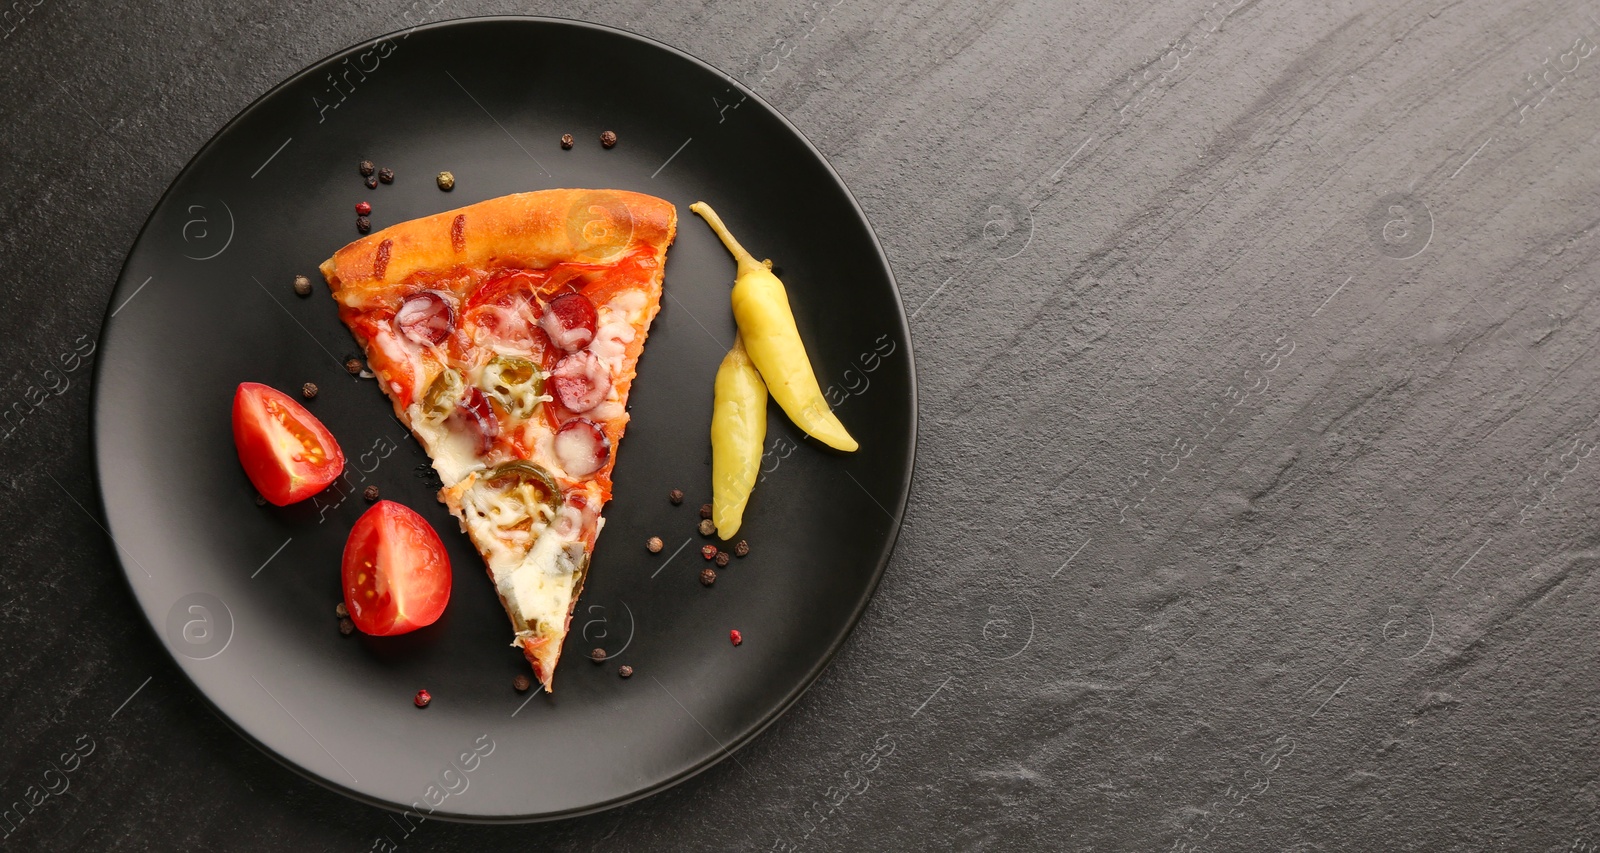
4;1;1600;850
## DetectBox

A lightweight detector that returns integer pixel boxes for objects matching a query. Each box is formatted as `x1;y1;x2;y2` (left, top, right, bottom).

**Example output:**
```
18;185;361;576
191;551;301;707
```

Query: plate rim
91;13;919;823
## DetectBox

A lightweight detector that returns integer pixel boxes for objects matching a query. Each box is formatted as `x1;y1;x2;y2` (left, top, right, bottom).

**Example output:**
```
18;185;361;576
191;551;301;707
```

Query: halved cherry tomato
341;501;452;636
232;382;346;506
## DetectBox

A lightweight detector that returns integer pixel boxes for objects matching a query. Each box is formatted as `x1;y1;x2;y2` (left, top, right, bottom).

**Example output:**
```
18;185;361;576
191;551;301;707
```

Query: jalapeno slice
421;369;464;422
481;355;544;420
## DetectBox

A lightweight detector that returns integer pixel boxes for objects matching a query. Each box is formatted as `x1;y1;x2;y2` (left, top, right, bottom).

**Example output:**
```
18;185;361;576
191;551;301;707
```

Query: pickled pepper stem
690;202;768;278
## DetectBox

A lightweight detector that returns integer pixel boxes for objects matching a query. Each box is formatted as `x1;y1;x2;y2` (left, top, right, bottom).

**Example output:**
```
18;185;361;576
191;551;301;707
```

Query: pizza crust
320;188;677;308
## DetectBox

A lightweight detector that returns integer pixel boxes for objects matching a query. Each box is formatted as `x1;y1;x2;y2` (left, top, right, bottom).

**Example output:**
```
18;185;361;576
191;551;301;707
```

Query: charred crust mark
373;239;393;279
451;214;467;254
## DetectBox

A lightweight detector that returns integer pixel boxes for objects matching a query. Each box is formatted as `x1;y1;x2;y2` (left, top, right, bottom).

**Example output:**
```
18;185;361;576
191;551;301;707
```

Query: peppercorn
715;551;730;567
355;200;371;216
646;536;664;553
345;358;363;375
618;665;634;678
254;493;267;506
363;485;380;501
301;382;318;399
414;689;431;708
600;130;618;148
668;488;684;505
700;567;717;586
730;629;743;646
356;216;371;233
701;544;718;560
698;519;716;536
359;160;375;177
699;503;713;519
339;618;355;636
365;176;379;189
436;171;455;191
590;648;607;663
293;274;312;297
335;602;348;618
513;674;531;692
734;540;750;558
378;167;395;184
560;133;574;149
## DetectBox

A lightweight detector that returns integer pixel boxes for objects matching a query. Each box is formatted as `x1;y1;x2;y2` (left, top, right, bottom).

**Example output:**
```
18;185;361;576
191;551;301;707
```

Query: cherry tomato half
341;501;452;636
231;382;346;506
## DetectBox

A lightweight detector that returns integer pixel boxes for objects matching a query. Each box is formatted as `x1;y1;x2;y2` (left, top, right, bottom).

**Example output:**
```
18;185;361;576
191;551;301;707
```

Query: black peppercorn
301;382;318;399
377;167;394;184
600;130;618;148
590;648;607;663
618;665;634;678
699;503;713;519
356;216;371;233
359;160;375;177
560;133;574;149
734;540;750;557
700;567;717;586
339;618;355;636
513;674;531;692
668;488;684;505
363;485;379;501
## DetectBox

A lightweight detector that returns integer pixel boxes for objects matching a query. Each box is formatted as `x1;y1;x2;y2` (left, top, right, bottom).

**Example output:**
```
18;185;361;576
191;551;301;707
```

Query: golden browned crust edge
319;189;677;304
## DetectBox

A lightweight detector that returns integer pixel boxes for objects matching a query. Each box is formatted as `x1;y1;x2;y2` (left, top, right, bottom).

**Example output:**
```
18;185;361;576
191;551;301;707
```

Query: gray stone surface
3;0;1599;849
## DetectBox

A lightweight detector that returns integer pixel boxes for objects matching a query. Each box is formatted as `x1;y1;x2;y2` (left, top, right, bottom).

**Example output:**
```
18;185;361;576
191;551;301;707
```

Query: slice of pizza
319;189;676;691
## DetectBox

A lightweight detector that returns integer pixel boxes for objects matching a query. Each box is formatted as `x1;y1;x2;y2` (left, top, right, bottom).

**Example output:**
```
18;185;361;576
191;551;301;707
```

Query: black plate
91;17;914;822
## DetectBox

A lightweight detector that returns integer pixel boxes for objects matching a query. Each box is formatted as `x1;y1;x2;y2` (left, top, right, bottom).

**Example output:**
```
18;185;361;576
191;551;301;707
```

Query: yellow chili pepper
711;334;768;538
690;201;859;452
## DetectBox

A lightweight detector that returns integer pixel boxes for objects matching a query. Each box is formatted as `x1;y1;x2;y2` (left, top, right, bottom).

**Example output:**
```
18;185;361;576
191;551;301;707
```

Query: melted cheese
407;402;486;485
